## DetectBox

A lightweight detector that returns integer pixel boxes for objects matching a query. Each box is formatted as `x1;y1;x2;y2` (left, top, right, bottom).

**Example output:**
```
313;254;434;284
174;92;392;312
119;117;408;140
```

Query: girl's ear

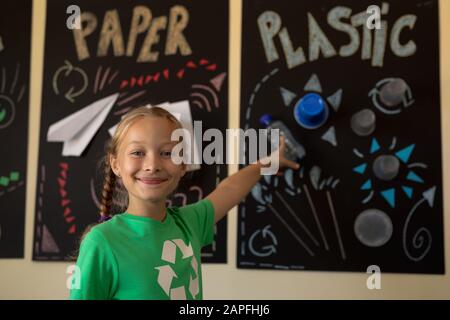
110;154;120;177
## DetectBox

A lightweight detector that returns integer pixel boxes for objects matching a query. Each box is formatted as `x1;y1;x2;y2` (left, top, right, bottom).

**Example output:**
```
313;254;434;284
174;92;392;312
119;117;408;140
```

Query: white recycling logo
154;239;199;300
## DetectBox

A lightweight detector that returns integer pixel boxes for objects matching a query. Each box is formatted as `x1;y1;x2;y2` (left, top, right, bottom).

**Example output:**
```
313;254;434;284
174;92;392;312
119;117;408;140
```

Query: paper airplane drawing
47;93;119;156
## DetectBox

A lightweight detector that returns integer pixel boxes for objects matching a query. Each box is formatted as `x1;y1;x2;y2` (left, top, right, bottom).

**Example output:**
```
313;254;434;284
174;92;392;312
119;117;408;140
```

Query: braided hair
98;152;117;219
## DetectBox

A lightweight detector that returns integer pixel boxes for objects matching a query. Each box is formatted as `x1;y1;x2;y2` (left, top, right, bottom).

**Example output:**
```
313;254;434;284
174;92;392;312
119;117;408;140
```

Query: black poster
34;0;229;262
0;0;31;258
238;0;443;273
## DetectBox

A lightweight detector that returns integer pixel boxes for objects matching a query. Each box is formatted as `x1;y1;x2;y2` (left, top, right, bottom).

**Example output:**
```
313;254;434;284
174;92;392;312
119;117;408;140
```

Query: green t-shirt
70;199;215;300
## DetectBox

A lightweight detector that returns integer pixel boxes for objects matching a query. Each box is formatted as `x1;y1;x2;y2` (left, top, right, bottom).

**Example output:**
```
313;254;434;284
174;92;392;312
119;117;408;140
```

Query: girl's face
111;116;186;206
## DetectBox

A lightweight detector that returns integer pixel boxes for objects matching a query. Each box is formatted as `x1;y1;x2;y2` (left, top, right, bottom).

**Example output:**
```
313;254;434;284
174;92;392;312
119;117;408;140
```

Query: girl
70;106;299;300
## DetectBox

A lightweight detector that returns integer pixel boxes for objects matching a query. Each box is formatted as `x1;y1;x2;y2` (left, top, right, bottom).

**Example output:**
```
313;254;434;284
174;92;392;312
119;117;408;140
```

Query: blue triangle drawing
402;186;413;199
395;144;415;163
353;163;367;175
370;138;380;154
406;171;424;183
361;179;372;190
381;188;395;208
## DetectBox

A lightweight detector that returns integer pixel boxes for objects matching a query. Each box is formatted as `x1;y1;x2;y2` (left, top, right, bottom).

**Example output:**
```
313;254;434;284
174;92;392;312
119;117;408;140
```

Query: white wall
0;0;449;299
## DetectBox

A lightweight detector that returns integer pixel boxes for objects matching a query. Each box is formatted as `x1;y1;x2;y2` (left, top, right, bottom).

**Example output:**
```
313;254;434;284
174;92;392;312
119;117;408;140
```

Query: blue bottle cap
259;114;273;127
294;93;329;129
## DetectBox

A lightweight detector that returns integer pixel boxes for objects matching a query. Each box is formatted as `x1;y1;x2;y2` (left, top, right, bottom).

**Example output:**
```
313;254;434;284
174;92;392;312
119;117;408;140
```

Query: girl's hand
260;136;300;176
280;135;301;169
277;135;301;175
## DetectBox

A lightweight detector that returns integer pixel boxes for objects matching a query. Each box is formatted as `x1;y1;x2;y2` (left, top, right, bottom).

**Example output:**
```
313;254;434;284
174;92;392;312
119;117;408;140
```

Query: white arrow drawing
161;240;177;264
191;255;198;275
170;286;187;300
155;265;177;296
189;275;199;299
189;256;199;299
173;239;193;259
402;186;436;262
47;93;119;156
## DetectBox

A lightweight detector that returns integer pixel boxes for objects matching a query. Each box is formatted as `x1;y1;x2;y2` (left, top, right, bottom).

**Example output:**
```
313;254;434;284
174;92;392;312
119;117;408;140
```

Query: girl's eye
131;151;145;157
160;150;172;158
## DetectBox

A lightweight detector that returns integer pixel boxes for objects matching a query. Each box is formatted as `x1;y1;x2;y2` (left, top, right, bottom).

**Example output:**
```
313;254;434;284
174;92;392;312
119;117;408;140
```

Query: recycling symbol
155;239;199;300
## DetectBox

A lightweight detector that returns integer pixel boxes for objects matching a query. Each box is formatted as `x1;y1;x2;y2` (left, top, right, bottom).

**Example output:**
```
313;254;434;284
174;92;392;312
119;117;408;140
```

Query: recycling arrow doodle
249;225;278;257
52;60;88;103
156;239;200;300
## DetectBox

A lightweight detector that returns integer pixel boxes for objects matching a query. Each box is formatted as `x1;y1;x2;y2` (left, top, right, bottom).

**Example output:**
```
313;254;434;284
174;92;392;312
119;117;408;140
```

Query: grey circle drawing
0;95;16;129
354;209;393;247
351;108;376;136
372;155;400;181
380;78;407;107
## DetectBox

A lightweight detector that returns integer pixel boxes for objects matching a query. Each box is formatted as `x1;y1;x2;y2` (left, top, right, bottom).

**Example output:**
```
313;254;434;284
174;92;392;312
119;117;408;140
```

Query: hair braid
99;155;117;218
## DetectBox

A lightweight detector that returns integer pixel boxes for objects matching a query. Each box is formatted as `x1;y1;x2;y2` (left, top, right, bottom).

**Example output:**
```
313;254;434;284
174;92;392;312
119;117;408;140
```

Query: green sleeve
182;198;215;247
69;228;118;300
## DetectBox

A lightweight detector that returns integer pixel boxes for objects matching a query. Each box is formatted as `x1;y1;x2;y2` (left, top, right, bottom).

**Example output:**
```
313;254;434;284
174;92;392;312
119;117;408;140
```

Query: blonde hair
99;106;183;219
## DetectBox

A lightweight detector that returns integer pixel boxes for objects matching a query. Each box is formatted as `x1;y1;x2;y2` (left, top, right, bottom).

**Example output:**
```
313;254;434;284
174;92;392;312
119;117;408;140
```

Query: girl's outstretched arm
206;137;300;223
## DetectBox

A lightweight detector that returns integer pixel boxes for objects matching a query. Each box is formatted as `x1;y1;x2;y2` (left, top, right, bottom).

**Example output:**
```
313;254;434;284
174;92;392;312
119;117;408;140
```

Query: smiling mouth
136;177;169;185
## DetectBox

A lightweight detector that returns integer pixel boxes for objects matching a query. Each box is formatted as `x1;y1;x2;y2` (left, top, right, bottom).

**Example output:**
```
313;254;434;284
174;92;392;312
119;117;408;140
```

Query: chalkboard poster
33;0;228;263
238;0;443;273
0;0;31;258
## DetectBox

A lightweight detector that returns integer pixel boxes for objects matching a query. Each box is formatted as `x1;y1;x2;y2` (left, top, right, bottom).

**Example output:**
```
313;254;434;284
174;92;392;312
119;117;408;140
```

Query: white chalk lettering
258;3;417;68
